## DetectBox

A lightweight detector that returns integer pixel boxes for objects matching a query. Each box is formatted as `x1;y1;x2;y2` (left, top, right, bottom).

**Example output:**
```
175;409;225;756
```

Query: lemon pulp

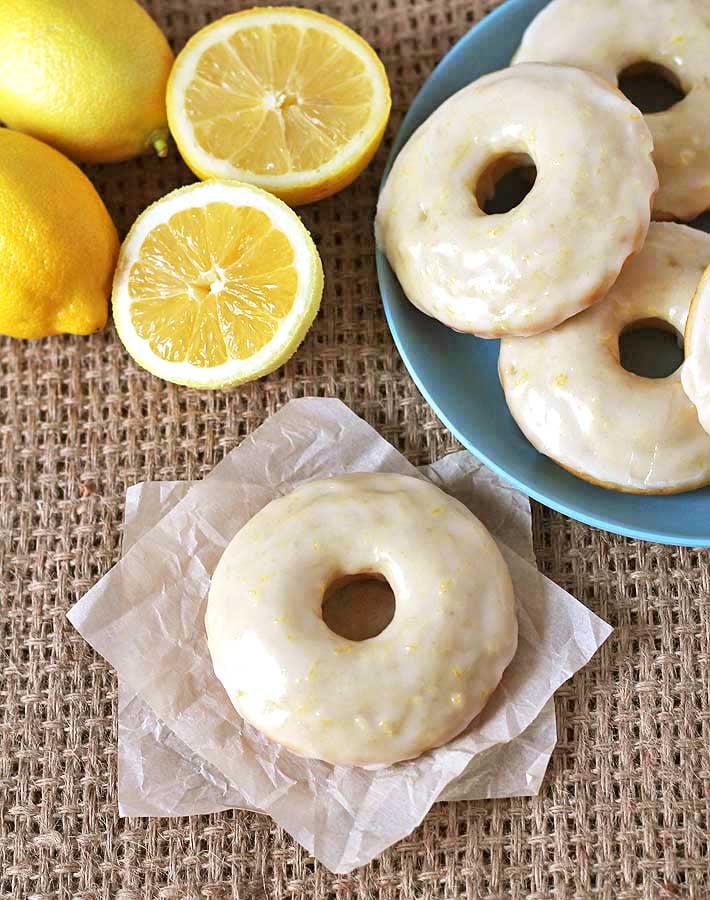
185;22;372;176
128;203;299;367
167;8;391;204
113;180;323;388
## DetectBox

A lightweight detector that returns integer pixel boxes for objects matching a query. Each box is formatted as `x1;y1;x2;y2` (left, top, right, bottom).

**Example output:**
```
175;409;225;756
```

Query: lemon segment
112;181;324;388
167;7;391;205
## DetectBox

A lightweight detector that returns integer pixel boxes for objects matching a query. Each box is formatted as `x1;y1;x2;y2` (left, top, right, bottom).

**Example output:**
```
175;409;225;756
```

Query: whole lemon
0;130;119;339
0;0;174;163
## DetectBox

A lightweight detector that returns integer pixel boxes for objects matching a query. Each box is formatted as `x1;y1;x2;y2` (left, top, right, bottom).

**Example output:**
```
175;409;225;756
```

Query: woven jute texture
2;0;710;897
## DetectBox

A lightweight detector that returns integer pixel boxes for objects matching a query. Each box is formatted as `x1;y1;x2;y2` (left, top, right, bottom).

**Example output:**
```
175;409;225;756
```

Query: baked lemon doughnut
499;224;710;494
682;265;710;435
514;0;710;221
206;473;517;766
375;63;656;338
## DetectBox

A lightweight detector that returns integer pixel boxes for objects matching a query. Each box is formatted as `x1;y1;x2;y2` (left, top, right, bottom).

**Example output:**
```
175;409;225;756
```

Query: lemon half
166;7;391;205
112;180;324;388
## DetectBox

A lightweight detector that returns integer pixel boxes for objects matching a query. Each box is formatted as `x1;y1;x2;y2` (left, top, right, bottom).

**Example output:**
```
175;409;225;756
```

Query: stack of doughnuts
376;0;710;494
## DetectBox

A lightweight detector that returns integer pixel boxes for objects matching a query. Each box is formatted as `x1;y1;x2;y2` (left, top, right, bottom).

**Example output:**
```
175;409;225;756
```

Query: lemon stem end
152;135;169;159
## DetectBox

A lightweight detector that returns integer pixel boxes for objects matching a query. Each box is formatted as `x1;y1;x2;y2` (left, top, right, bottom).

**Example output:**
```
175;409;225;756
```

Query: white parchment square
68;398;611;872
115;457;557;814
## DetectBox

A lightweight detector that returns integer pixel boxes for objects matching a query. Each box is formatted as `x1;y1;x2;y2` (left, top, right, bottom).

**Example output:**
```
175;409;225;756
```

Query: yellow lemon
112;180;324;388
167;7;391;205
0;130;119;340
0;0;174;163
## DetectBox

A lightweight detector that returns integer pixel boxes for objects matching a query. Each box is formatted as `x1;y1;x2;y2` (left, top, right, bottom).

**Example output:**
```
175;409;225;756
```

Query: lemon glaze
376;64;656;338
206;473;517;766
514;0;710;221
500;224;710;494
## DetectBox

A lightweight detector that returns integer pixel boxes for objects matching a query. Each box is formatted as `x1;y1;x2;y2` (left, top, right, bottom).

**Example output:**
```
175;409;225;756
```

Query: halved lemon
112;180;323;388
166;7;391;206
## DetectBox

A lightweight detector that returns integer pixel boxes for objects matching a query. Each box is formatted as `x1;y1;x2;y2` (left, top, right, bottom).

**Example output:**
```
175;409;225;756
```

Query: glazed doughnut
206;472;517;766
514;0;710;221
682;265;710;435
375;63;656;338
499;224;710;494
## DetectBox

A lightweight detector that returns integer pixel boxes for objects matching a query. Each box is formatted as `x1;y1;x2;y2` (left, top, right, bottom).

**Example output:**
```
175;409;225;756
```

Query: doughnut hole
619;318;684;378
322;573;395;641
474;152;537;214
618;62;686;114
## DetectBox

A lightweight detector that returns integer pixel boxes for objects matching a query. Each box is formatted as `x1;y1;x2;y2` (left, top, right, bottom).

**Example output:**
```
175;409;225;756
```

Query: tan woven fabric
1;0;709;897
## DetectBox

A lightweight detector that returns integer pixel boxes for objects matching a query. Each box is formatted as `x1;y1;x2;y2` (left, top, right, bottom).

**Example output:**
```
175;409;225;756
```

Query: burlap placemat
1;0;709;897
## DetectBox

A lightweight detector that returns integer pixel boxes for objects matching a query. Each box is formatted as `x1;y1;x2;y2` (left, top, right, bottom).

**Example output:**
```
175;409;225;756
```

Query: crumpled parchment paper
115;458;557;811
68;398;611;872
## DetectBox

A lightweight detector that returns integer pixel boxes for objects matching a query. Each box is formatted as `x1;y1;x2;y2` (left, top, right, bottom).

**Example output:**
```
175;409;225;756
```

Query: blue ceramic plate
376;0;710;546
